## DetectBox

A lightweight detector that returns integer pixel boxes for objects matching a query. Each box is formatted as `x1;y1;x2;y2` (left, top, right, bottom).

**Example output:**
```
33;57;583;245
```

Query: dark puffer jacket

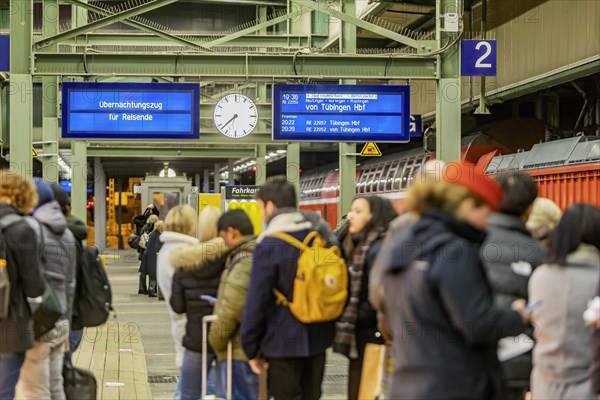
0;203;46;353
383;209;527;400
170;237;227;353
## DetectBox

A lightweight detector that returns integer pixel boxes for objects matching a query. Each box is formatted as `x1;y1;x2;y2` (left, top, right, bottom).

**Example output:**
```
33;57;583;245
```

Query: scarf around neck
333;226;385;359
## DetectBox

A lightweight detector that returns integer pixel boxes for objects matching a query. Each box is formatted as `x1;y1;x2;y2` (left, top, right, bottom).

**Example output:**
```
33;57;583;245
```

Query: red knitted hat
442;161;503;211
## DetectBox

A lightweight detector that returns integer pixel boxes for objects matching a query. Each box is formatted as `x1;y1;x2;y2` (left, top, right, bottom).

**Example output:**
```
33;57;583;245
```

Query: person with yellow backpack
241;177;347;400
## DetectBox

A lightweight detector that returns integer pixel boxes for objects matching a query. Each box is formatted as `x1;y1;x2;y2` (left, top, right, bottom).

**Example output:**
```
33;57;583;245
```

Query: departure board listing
273;85;410;142
62;82;200;139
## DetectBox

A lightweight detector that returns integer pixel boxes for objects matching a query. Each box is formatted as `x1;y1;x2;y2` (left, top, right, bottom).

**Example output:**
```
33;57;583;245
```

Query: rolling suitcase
202;315;268;400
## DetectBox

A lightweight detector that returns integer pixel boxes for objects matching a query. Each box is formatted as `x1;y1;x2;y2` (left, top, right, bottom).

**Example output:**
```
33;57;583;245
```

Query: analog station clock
213;94;258;138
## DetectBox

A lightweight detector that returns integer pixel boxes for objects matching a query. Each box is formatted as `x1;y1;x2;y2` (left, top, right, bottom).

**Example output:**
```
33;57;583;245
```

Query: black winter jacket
170;238;226;353
142;230;162;280
383;209;526;400
481;213;546;384
347;237;385;353
0;203;46;353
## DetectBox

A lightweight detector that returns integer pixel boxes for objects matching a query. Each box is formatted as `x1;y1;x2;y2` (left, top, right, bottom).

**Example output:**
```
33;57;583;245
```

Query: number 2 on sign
475;41;493;68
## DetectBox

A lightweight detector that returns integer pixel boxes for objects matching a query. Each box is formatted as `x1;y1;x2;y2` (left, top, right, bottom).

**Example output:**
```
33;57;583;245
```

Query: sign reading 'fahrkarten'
225;185;260;200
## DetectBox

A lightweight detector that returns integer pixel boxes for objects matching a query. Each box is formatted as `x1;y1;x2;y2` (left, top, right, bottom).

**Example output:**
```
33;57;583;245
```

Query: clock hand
221;114;238;129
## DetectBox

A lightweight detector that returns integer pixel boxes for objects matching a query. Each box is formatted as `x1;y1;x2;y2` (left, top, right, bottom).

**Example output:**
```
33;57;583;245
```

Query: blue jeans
0;352;25;400
179;349;216;400
68;329;83;358
214;360;258;400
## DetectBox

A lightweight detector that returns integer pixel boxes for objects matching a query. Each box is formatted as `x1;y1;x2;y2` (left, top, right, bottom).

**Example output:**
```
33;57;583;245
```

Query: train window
369;163;385;193
378;162;391;192
317;176;325;198
360;166;374;194
393;159;408;191
400;156;416;189
385;160;400;192
409;155;426;184
357;168;368;194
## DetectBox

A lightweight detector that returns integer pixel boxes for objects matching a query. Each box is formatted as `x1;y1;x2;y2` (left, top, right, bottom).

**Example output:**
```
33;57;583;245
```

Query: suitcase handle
202;315;233;400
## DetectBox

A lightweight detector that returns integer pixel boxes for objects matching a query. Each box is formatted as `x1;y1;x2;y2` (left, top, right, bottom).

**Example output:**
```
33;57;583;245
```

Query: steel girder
33;52;438;80
87;145;257;158
37;33;316;49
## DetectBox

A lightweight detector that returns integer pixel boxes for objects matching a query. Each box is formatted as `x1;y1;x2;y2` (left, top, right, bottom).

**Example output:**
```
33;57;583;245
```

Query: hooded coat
28;201;77;322
157;231;199;368
169;237;227;353
383;209;526;400
0;203;46;353
142;230;162;281
241;209;338;360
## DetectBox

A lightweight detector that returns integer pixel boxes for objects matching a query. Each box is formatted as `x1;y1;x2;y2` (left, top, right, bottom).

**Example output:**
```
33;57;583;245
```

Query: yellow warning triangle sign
360;142;382;157
32;148;38;158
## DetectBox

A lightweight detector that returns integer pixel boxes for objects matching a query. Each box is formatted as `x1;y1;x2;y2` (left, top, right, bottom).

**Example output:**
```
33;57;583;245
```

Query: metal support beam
338;0;357;221
286;142;300;203
71;141;87;222
87;147;256;158
8;1;33;177
41;0;210;52
33;52;438;80
35;0;179;50
204;7;310;48
47;33;313;48
203;169;210;193
293;0;419;49
256;144;266;185
42;0;59;183
435;0;461;163
214;163;220;194
94;157;106;252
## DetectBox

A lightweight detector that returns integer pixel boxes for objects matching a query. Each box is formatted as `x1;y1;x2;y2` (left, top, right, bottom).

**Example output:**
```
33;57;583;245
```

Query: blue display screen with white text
62;82;200;139
272;84;410;142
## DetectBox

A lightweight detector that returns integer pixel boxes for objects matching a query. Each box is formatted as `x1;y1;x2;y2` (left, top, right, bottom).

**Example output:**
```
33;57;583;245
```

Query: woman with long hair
333;195;397;400
522;203;600;400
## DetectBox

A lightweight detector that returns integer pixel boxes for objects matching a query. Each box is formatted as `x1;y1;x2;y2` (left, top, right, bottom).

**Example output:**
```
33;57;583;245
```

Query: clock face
213;94;258;138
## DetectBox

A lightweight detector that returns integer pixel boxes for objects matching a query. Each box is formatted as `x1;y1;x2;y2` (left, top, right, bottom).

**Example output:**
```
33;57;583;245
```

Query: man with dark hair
241;177;337;400
481;171;546;400
209;209;258;399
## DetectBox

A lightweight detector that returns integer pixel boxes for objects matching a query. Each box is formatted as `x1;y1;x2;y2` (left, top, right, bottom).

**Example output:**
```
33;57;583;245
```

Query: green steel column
257;6;268;35
42;0;59;182
435;0;462;163
286;142;300;201
9;0;33;177
311;0;329;38
338;0;356;221
71;140;87;222
74;0;88;28
256;144;266;185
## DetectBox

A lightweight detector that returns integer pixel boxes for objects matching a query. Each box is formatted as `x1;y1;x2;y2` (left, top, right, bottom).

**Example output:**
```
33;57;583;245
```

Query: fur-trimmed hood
169;237;228;271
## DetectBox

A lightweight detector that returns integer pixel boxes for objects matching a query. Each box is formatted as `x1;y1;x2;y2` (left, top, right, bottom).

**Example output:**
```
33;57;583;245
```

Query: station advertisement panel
272;84;410;142
62;82;200;139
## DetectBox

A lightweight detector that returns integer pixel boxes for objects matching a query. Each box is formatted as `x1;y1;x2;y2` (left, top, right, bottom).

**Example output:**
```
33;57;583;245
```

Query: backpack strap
0;214;22;230
271;232;306;250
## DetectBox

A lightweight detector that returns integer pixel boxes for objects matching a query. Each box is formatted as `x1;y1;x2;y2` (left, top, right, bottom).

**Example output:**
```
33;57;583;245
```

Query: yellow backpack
272;231;348;324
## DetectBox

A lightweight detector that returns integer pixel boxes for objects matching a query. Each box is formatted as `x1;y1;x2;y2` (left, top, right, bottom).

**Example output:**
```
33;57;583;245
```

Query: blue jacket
241;210;336;359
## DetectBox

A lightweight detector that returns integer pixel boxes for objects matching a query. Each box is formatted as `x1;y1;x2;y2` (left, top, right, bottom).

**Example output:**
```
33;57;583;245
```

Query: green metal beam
36;0;179;49
40;33;315;48
87;147;256;158
33;52;438;80
204;7;311;48
294;0;419;49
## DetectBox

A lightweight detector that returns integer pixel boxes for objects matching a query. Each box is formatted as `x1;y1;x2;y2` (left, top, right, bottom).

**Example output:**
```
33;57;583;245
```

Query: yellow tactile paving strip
73;322;153;400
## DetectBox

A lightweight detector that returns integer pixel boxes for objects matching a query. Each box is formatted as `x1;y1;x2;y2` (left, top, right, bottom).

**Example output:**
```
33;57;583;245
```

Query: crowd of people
0;170;87;400
143;161;599;400
2;160;598;400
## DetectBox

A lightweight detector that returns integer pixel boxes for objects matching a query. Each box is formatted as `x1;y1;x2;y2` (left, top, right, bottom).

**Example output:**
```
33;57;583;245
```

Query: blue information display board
461;40;497;77
62;82;200;139
0;35;9;72
273;84;410;142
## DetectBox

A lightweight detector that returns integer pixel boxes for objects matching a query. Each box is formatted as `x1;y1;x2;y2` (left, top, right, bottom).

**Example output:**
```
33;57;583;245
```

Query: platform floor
74;250;348;399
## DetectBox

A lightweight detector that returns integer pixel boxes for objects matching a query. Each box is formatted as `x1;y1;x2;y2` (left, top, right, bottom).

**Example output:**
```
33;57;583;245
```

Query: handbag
63;357;97;400
30;284;64;339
